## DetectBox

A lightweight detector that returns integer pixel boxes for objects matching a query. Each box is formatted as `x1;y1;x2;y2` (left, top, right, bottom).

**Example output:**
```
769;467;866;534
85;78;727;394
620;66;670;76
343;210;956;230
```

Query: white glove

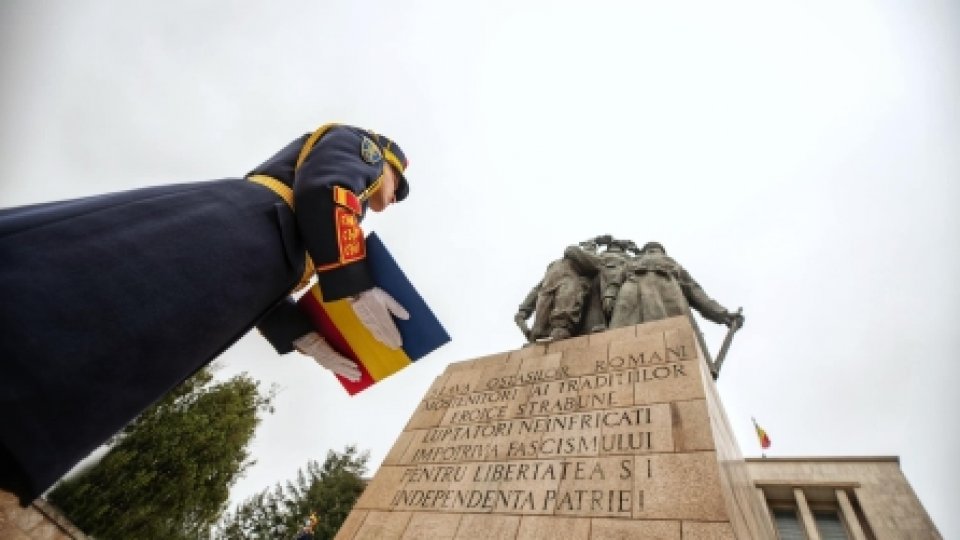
350;287;410;349
293;332;362;382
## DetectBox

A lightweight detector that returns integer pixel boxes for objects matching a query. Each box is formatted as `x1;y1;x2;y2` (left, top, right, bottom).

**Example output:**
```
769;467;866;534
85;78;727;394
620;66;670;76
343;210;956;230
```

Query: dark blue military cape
0;179;305;503
0;125;387;503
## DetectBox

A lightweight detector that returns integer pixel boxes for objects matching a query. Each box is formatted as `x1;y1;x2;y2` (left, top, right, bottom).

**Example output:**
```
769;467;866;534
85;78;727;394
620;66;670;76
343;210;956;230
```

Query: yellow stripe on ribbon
310;287;411;381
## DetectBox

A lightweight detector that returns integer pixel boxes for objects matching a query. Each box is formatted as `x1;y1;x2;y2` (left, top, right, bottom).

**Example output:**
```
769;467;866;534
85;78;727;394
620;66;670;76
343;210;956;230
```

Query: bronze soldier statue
609;242;744;330
514;238;606;342
564;236;637;323
514;237;744;377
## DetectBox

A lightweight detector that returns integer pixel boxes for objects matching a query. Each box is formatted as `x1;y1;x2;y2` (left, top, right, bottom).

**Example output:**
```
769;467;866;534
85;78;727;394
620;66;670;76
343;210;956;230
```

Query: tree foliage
48;369;271;539
215;445;369;540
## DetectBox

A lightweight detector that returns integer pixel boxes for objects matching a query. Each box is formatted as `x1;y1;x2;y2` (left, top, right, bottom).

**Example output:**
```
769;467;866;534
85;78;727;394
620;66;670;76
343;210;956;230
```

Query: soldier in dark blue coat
0;123;411;504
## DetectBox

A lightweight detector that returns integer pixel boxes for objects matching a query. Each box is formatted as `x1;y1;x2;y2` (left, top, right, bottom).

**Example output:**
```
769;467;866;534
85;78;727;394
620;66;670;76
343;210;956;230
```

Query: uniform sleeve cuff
317;261;374;301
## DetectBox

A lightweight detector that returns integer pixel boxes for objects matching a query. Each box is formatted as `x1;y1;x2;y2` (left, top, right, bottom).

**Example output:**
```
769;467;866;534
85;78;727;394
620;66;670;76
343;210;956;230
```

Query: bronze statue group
515;235;744;343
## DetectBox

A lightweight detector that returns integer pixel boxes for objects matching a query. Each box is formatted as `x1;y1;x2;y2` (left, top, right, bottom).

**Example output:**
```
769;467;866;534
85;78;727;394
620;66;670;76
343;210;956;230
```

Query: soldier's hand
351;287;410;349
294;332;362;382
725;311;745;329
514;312;531;339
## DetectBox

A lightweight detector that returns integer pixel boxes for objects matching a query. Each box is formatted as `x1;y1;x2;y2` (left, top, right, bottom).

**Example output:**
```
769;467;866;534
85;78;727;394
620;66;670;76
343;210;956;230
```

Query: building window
772;508;808;539
814;509;849;539
757;484;874;540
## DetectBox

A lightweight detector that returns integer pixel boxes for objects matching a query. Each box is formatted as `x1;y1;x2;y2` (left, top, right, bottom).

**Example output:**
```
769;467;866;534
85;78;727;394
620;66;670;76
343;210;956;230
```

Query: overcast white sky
2;0;958;536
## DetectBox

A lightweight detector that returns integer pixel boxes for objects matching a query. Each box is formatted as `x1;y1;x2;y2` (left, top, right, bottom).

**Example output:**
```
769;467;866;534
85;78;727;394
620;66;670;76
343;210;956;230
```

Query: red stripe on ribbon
299;293;374;395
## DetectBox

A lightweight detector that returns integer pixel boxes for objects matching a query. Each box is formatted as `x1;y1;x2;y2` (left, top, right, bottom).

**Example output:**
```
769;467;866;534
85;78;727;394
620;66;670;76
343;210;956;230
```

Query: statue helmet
605;241;626;253
640;241;666;254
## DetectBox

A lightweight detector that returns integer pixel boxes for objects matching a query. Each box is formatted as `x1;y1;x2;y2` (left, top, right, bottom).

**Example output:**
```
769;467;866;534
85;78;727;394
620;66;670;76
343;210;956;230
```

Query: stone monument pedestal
335;316;775;539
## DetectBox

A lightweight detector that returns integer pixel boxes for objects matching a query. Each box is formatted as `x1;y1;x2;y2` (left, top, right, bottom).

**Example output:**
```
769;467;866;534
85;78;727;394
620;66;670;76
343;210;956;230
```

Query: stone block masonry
0;490;89;539
336;316;775;539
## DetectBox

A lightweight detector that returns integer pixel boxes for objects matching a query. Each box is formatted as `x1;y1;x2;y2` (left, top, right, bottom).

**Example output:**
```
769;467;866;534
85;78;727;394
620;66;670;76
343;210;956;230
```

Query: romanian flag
297;233;450;395
752;417;772;450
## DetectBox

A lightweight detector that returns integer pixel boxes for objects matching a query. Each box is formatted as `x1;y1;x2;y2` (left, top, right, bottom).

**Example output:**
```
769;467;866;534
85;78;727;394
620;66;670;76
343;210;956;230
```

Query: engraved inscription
386;325;707;521
390;458;640;516
404;406;670;463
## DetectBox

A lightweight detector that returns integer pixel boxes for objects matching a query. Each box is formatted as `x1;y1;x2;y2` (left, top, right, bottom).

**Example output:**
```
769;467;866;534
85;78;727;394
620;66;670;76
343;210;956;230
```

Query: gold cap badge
360;136;382;164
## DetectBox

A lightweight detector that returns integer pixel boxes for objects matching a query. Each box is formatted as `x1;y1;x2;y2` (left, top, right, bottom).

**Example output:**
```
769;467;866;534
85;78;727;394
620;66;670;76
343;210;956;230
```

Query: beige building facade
746;456;940;539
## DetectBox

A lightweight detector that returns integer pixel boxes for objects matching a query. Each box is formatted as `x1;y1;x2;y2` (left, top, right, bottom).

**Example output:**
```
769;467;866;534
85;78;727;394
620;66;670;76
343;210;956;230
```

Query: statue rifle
712;307;743;379
686;313;715;377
